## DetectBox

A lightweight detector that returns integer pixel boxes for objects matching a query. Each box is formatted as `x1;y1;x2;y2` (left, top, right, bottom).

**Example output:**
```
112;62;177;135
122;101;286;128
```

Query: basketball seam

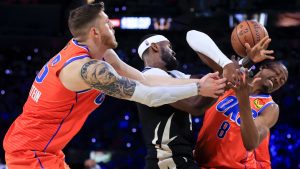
235;26;246;50
246;21;256;46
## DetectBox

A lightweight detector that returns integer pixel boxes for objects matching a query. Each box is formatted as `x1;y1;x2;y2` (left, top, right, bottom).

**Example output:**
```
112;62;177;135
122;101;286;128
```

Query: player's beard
161;48;179;71
101;34;118;49
261;84;270;93
260;78;273;94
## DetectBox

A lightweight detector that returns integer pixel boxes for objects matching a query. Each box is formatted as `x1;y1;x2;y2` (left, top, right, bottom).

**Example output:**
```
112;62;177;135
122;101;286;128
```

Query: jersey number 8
217;121;230;139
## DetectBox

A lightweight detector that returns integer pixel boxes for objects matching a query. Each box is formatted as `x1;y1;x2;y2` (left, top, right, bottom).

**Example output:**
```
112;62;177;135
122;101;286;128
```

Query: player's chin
108;40;118;49
111;41;118;49
261;84;272;94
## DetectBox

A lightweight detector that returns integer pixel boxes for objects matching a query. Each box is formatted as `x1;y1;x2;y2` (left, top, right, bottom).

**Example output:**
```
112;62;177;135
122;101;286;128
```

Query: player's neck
80;39;107;60
144;62;167;71
144;54;167;71
250;87;262;95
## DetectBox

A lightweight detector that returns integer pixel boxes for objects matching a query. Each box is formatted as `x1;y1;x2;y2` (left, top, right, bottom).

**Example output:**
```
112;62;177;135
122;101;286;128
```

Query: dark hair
139;34;160;58
68;2;105;38
259;60;288;77
261;60;283;69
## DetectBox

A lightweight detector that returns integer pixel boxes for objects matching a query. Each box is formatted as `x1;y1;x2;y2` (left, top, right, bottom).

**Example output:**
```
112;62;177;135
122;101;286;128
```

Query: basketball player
187;30;288;168
3;3;226;169
136;31;273;169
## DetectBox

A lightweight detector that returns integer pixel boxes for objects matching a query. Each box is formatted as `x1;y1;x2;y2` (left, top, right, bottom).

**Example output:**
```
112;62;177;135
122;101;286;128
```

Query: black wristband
242;57;255;68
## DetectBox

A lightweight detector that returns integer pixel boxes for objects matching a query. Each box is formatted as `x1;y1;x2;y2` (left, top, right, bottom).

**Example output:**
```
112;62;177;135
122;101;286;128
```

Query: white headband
138;35;169;59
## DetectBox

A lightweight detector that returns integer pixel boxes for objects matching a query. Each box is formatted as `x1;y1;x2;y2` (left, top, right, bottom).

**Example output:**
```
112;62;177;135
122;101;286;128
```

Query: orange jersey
195;89;273;169
3;39;105;154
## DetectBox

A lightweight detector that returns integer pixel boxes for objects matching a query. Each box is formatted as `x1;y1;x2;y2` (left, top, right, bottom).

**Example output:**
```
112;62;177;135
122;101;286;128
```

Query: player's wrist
239;57;255;68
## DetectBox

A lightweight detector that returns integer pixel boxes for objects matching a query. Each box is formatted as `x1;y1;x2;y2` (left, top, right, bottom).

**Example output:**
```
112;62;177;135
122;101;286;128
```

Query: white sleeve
186;30;232;68
129;82;198;107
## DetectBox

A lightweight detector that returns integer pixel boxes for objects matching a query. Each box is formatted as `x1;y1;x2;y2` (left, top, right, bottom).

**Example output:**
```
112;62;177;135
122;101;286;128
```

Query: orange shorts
5;150;70;169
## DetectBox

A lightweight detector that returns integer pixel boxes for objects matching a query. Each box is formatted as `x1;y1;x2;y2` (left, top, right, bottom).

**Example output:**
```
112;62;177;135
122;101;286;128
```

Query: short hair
260;60;284;70
139;34;160;59
259;60;288;77
68;2;105;38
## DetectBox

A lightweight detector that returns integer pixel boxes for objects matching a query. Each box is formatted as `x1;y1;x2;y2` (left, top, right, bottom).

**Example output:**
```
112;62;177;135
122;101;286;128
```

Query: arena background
0;0;299;168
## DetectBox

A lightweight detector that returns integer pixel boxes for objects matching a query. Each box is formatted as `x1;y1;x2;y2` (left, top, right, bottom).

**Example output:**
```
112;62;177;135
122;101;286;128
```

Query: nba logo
145;40;149;46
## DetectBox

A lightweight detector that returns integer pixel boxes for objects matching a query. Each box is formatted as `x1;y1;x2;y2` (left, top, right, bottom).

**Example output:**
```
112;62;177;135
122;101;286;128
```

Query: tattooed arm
60;58;226;106
80;59;206;106
80;59;136;99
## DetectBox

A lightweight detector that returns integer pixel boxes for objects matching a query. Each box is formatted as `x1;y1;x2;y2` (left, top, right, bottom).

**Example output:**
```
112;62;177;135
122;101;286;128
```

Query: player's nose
109;20;114;29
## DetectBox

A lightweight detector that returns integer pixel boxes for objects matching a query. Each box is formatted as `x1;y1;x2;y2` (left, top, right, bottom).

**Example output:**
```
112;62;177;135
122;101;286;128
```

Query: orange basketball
231;20;268;57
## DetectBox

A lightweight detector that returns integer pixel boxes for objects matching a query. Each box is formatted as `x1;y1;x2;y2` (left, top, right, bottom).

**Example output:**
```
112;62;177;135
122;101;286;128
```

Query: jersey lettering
51;54;61;66
94;93;105;105
35;63;49;83
29;85;42;103
217;95;259;126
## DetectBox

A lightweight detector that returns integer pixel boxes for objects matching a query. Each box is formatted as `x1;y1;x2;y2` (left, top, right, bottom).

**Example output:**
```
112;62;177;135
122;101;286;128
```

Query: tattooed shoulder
80;60;136;99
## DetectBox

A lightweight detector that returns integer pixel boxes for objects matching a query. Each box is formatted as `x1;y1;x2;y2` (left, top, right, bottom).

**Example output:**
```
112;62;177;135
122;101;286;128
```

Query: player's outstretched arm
186;30;275;86
80;59;226;106
103;49;224;87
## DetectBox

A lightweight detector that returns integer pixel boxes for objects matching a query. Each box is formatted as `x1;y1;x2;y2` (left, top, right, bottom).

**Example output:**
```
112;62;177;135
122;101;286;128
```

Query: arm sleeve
129;82;198;107
131;68;196;107
186;30;232;68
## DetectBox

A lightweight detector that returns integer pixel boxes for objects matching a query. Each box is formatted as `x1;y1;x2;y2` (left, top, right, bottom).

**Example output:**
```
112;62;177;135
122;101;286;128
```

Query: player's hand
223;55;240;88
245;36;275;63
198;72;227;98
228;68;261;98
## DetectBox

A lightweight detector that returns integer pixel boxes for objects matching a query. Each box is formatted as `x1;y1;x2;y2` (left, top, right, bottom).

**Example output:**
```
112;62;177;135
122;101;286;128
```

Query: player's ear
90;26;100;38
150;43;159;53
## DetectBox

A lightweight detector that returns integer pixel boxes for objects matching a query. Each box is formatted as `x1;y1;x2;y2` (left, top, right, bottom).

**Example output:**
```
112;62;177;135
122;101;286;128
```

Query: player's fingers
243;68;249;84
264;50;274;54
227;82;236;90
215;77;227;85
207;71;220;78
231;55;236;60
216;82;226;89
258;36;269;47
264;55;275;60
245;43;251;51
215;89;225;95
262;38;271;49
238;68;243;76
236;71;243;84
232;74;238;84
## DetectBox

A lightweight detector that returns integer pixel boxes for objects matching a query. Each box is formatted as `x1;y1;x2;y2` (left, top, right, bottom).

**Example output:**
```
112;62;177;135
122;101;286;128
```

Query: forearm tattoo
81;60;136;99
